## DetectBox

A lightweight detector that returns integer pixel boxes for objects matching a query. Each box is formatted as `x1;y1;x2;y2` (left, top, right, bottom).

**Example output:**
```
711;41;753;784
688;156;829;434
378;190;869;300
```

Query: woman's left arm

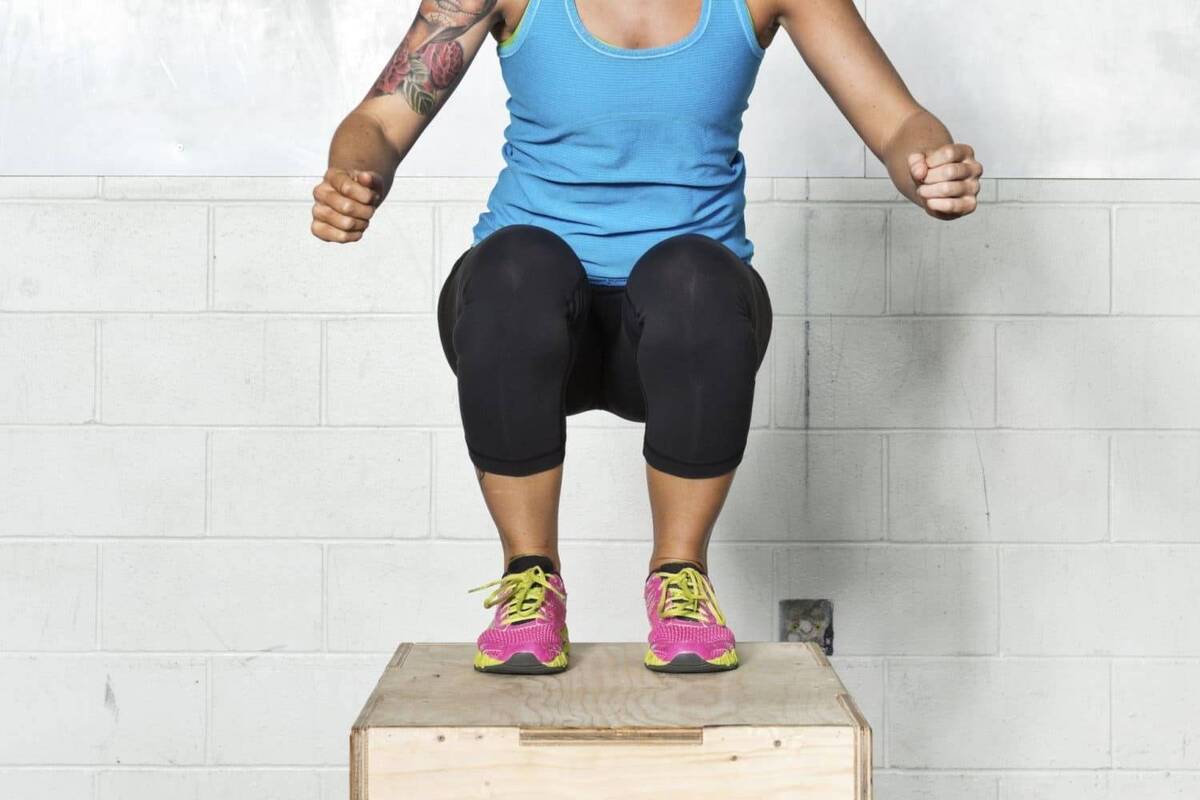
773;0;982;220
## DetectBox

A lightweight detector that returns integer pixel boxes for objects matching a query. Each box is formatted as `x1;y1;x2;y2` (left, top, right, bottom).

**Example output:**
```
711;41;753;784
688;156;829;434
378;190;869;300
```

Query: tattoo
365;0;497;114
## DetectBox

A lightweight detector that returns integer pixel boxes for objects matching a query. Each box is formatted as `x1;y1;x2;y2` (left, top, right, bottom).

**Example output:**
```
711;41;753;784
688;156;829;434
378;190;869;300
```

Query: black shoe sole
644;652;740;673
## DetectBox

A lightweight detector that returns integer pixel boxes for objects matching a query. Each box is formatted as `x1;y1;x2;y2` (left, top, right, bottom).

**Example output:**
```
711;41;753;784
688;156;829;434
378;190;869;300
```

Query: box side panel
366;725;857;799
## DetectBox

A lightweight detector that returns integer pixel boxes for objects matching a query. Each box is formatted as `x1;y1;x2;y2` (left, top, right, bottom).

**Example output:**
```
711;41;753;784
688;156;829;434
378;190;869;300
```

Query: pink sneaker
468;560;569;674
643;562;739;672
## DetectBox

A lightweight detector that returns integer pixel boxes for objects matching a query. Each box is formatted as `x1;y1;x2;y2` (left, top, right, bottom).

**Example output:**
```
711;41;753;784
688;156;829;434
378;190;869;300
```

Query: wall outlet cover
778;599;834;655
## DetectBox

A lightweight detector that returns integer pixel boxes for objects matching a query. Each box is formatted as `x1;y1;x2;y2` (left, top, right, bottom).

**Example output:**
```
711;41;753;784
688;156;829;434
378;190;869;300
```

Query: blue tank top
471;0;766;286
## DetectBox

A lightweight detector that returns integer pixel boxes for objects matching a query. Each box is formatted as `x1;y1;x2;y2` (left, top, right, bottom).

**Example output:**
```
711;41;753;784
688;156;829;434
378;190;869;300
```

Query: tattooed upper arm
360;0;500;129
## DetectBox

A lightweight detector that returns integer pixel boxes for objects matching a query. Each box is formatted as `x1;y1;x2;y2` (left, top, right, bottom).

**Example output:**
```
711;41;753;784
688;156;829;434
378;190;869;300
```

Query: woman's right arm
311;0;505;243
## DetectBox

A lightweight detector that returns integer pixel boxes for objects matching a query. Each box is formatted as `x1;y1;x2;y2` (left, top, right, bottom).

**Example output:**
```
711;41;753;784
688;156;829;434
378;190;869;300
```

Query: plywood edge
388;641;415;669
805;640;832;668
352;643;413;731
350;727;368;800
836;692;873;800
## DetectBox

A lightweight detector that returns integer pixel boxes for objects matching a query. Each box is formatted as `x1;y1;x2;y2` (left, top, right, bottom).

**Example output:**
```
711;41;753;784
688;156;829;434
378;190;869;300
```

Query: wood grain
355;641;853;729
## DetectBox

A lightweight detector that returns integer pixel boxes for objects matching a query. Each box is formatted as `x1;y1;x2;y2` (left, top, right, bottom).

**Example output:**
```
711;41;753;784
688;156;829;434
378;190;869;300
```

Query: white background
4;0;1199;177
3;1;1200;798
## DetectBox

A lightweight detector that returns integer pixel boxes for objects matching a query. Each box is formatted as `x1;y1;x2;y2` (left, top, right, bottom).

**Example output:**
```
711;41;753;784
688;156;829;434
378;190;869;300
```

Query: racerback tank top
471;0;766;286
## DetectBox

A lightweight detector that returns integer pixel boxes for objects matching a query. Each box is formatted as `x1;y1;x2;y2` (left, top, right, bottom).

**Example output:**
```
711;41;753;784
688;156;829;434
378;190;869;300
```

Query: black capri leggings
436;224;772;479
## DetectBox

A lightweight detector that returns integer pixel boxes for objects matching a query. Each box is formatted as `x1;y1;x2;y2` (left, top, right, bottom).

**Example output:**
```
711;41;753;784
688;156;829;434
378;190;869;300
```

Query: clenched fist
908;143;983;220
311;168;385;243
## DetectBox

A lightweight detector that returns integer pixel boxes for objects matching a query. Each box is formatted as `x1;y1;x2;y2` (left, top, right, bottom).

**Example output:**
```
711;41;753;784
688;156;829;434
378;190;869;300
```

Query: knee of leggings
464;224;588;308
629;233;748;299
625;233;754;346
453;224;587;364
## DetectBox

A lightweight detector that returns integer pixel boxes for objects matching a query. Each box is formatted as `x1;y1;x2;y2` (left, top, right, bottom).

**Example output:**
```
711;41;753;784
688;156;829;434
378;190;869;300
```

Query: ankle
504;552;560;575
647;556;707;576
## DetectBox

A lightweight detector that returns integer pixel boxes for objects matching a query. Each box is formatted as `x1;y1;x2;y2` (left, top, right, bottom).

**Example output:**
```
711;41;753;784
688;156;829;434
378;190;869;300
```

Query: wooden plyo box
351;641;872;799
350;642;868;796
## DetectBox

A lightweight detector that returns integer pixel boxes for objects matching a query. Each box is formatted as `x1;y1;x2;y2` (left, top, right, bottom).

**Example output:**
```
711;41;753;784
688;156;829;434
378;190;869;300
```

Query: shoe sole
644;649;739;673
474;639;570;675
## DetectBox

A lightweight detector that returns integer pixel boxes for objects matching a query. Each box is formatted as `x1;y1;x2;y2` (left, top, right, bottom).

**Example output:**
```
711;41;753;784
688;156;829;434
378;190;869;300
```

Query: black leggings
436;224;772;479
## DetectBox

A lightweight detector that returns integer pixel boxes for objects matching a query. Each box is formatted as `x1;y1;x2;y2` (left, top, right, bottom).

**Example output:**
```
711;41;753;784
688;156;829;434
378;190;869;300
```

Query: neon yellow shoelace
468;565;564;625
655;566;727;625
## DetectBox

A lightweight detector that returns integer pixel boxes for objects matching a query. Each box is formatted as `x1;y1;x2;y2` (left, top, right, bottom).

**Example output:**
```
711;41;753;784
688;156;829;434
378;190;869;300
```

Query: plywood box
351;641;871;799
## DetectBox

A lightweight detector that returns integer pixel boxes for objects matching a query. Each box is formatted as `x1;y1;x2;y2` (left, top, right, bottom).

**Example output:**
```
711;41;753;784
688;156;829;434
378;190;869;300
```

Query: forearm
327;111;403;200
880;108;953;204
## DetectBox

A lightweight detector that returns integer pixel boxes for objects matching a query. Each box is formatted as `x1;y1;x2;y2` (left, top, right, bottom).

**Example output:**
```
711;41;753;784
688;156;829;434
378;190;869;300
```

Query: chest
571;0;705;50
498;0;764;131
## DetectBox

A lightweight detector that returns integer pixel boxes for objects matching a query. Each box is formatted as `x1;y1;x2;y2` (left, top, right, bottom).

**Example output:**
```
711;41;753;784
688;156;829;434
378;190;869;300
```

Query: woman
311;0;982;675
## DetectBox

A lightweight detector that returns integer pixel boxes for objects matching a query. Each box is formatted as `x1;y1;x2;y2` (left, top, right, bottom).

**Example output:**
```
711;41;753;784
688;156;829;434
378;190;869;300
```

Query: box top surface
354;641;859;730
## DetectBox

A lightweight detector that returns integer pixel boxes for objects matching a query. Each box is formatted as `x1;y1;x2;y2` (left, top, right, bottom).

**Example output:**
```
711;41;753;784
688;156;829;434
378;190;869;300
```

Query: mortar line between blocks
7;309;1200;320
883;207;891;314
1108;206;1116;314
322;543;330;651
14;648;1195;661
769;546;778;636
993;543;1002;655
432;205;441;312
768;318;776;429
37;764;1200;775
205;657;213;763
206;205;215;310
1107;435;1114;541
9;422;1200;433
992;322;999;426
94;542;103;649
882;657;890;768
13;536;1200;547
1108;658;1115;767
319;320;328;426
204;431;212;536
995;545;1003;656
881;435;889;540
93;319;103;422
428;430;436;538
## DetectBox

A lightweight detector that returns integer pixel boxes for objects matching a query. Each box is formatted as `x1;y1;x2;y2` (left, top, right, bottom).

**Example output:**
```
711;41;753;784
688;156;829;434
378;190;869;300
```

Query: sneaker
643;563;738;672
468;562;569;674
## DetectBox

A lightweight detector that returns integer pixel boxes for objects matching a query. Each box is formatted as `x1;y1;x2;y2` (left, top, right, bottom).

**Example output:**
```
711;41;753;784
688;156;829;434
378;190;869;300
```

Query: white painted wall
3;1;1199;798
4;0;1199;176
4;175;1200;799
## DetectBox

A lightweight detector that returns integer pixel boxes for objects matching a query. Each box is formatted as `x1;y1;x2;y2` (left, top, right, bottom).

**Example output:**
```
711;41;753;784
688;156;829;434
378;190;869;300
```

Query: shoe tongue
500;557;558;625
650;564;710;622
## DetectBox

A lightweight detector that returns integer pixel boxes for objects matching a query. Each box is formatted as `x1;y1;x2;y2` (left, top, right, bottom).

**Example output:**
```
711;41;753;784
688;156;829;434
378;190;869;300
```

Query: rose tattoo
366;0;495;115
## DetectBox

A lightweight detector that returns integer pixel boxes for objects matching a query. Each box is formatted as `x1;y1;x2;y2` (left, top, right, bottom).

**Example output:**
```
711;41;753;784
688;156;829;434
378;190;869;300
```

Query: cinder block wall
3;176;1200;799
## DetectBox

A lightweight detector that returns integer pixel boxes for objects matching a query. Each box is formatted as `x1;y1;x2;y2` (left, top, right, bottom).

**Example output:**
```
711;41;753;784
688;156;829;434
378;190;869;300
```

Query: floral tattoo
366;0;498;115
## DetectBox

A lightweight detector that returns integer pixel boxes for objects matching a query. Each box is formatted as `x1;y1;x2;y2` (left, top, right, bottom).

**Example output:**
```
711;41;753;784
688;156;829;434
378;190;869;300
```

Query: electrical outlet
778;599;834;655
